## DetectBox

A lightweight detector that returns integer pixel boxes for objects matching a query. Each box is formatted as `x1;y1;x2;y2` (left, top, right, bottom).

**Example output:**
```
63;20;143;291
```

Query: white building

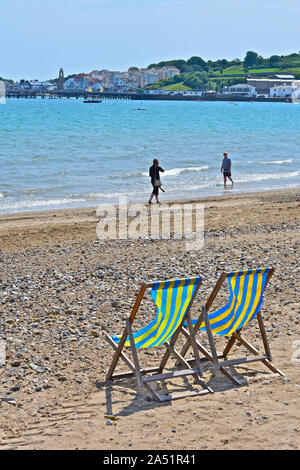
148;66;180;81
138;69;161;88
270;81;300;98
226;83;256;97
161;66;180;79
28;81;43;90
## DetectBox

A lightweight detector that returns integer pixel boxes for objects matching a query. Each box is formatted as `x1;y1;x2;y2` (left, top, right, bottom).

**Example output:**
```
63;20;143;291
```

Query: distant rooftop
247;78;294;82
274;74;295;79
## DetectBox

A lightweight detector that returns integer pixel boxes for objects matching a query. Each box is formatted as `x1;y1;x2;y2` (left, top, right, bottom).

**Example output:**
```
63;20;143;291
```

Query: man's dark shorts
223;171;231;177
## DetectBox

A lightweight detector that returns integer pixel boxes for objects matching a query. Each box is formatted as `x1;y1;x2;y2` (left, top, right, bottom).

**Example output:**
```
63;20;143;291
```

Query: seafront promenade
5;90;292;103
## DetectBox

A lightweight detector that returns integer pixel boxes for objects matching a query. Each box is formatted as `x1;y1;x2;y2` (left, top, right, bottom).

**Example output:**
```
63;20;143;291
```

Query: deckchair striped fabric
197;268;271;336
113;276;201;348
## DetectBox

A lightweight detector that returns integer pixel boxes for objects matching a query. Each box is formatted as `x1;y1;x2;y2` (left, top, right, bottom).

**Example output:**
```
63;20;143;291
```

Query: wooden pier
5;90;292;103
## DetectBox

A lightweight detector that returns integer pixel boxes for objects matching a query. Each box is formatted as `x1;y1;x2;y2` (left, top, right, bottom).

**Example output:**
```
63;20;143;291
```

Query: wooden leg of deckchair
178;313;203;361
201;306;219;371
105;329;133;380
181;327;241;386
186;311;203;377
158;325;182;374
104;332;137;377
257;312;272;361
222;328;243;358
164;341;211;390
126;319;143;388
143;382;163;402
186;310;214;393
158;328;197;376
165;342;191;369
232;331;284;376
105;284;146;381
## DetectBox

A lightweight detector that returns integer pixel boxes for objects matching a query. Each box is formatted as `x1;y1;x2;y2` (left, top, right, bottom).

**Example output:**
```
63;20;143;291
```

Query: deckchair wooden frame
179;268;284;384
104;279;214;402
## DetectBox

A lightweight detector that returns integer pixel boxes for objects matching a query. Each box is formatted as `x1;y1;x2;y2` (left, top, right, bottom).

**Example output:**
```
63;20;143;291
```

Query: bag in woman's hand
154;178;162;187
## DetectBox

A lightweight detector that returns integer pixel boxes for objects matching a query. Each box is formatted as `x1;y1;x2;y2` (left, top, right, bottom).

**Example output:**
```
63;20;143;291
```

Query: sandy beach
0;188;299;450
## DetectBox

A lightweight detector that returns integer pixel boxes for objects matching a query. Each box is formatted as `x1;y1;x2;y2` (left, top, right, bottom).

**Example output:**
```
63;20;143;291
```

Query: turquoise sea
0;98;299;213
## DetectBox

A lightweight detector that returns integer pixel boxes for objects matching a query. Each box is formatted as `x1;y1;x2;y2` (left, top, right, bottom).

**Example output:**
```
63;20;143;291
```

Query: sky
1;0;299;81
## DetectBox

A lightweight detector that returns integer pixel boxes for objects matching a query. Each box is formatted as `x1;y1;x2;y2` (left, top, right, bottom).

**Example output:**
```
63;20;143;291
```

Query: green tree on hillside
244;51;259;67
269;55;281;66
182;71;209;89
186;56;206;67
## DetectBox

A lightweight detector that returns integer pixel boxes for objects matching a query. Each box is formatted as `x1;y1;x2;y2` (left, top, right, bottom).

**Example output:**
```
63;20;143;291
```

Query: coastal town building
246;75;296;95
14;80;31;90
12;79;55;92
270;81;300;98
64;74;93;91
224;83;256;97
62;66;180;92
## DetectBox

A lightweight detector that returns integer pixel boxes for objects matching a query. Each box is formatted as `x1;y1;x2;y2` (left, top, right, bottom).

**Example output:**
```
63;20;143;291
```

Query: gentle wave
109;171;146;179
0;197;88;211
236;171;299;183
108;166;210;179
84;191;133;200
258;159;293;165
141;166;210;177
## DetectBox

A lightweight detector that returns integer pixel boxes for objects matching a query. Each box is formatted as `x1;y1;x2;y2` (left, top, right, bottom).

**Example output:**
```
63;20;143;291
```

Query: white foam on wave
84;191;131;200
0;197;88;211
141;166;209;177
236;171;299;183
258;159;293;165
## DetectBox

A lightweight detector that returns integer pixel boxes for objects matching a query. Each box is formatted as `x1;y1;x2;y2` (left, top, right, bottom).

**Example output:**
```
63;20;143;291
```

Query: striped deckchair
180;268;284;384
104;276;213;401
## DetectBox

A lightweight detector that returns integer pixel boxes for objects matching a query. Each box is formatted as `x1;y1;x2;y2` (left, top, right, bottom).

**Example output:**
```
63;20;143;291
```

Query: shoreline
0;187;299;256
2;183;300;219
1;186;299;222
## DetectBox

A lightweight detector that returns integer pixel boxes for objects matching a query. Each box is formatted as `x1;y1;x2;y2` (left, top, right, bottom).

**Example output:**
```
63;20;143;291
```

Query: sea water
0;98;299;213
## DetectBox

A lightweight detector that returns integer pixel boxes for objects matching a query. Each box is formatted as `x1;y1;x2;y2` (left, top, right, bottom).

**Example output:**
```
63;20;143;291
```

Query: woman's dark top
149;165;164;184
149;164;164;195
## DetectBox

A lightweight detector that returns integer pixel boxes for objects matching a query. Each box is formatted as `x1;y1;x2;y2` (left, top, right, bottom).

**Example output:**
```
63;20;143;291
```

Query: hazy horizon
1;0;299;81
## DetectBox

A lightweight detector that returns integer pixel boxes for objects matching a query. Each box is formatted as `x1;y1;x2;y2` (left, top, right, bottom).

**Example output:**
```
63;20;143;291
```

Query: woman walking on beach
148;158;164;204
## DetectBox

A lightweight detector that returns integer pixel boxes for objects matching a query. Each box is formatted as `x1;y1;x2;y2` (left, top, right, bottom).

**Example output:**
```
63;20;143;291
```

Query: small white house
28;81;44;90
226;83;256;97
161;66;180;79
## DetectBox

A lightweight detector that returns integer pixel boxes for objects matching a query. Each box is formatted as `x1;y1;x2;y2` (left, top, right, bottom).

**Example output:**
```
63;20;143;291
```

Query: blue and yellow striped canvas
197;268;270;336
112;276;201;349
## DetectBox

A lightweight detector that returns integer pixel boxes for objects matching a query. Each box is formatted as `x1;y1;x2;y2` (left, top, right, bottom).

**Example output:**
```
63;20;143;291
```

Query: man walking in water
221;152;234;189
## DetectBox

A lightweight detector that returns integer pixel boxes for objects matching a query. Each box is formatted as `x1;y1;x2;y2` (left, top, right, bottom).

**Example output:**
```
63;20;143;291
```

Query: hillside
149;51;300;91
